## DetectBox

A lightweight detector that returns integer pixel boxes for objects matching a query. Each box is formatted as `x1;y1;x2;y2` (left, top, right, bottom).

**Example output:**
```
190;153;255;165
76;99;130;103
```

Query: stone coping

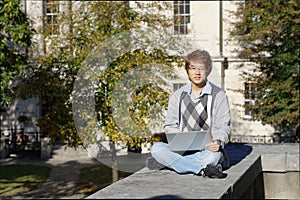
86;143;299;199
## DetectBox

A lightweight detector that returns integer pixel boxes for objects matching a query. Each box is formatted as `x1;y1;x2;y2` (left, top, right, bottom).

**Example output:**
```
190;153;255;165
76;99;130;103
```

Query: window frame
244;82;256;118
173;1;190;35
44;0;60;36
172;82;185;92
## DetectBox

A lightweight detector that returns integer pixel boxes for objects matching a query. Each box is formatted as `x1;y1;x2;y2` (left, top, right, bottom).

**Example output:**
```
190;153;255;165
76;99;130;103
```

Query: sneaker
202;164;224;178
146;157;165;170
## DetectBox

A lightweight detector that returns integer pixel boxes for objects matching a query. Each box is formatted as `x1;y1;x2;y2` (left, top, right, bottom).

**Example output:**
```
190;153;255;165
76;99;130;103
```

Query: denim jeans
150;142;223;175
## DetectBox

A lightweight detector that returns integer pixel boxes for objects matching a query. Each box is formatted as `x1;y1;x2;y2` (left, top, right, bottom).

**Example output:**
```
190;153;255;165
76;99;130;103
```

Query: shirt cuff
216;139;224;149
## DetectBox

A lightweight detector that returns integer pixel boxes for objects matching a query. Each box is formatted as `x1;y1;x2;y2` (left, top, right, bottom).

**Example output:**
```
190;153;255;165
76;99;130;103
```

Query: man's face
187;61;209;87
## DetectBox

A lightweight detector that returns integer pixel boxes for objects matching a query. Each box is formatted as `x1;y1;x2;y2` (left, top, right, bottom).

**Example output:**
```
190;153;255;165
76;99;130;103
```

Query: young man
147;50;231;178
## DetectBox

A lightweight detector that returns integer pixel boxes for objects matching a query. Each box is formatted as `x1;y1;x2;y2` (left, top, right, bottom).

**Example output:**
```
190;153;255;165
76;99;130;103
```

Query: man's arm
211;91;231;148
163;91;181;133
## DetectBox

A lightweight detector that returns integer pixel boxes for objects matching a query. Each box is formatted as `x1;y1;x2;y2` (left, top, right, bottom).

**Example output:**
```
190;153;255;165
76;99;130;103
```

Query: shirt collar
184;80;212;97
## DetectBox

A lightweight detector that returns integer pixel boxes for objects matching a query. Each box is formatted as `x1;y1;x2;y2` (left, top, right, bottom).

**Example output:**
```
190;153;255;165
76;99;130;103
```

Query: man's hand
205;140;221;152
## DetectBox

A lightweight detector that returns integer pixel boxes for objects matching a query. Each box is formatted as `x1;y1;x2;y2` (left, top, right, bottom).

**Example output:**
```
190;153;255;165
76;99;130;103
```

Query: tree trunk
109;140;119;183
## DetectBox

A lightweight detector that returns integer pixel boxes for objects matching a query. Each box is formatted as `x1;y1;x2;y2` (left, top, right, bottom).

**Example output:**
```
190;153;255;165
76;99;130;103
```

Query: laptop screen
166;131;211;151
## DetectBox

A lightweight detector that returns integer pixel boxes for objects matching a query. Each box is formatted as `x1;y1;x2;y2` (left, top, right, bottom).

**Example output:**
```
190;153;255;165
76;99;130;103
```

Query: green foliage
96;49;182;148
229;0;300;132
14;1;186;148
14;61;78;145
0;0;33;106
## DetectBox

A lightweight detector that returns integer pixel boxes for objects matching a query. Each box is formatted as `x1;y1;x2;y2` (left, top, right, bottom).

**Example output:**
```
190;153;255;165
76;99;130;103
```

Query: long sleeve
210;90;231;146
163;90;182;133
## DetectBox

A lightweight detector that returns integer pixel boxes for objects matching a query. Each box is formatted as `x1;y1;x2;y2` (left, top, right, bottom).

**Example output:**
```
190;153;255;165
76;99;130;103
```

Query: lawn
77;165;133;195
0;163;132;197
0;164;51;196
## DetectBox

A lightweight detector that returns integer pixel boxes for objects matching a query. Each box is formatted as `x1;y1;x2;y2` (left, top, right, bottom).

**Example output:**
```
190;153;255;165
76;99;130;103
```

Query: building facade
1;0;275;145
166;1;274;142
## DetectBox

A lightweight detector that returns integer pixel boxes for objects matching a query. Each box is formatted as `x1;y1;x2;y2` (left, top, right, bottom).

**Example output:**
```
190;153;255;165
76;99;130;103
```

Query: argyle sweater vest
180;92;209;132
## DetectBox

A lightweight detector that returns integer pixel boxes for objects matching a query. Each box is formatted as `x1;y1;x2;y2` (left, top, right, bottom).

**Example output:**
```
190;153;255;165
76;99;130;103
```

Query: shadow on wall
224;143;253;169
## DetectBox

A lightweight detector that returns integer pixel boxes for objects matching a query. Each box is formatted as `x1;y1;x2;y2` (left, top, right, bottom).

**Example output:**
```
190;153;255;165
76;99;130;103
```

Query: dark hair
185;50;212;74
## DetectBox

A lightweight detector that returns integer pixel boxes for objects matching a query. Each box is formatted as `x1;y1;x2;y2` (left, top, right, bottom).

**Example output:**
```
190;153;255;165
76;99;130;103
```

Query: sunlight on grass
77;164;133;195
0;164;51;196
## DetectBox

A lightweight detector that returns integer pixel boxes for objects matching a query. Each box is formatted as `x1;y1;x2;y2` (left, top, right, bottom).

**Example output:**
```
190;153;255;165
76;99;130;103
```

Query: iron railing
229;135;274;144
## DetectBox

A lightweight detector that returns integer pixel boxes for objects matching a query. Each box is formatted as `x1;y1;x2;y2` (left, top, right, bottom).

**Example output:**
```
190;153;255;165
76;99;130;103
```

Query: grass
0;164;51;196
76;164;133;195
0;164;132;196
0;163;133;197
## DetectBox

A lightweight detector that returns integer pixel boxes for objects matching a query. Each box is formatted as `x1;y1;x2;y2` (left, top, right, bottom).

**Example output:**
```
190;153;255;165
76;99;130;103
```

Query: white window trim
244;82;256;118
173;1;190;35
45;0;60;36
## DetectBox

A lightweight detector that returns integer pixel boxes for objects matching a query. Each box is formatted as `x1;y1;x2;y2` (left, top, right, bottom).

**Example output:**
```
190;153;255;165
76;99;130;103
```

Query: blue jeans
150;142;223;175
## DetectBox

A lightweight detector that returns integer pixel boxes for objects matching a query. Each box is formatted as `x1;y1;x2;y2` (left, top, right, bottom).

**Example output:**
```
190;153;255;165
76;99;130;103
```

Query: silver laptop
166;131;211;151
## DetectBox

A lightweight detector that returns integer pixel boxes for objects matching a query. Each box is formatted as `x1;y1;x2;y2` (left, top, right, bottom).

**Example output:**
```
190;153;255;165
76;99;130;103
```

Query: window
173;83;185;92
244;82;256;117
45;0;59;35
173;1;190;35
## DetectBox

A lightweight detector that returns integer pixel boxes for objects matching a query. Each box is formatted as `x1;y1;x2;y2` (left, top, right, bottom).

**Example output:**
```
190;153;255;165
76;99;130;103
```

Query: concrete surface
86;143;299;199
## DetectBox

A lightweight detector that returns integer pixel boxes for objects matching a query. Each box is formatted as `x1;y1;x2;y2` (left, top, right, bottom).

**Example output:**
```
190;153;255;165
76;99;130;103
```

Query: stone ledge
86;143;299;199
252;144;300;172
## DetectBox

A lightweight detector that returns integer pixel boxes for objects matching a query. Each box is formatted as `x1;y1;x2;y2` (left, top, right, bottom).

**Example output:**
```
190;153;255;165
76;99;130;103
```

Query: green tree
14;1;187;181
0;0;33;106
229;0;300;137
